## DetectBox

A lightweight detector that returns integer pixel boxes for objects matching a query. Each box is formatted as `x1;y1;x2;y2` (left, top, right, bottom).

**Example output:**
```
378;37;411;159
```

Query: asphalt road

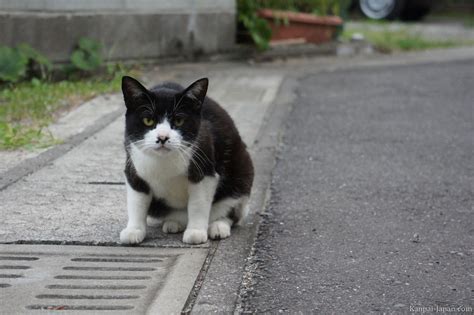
242;60;473;313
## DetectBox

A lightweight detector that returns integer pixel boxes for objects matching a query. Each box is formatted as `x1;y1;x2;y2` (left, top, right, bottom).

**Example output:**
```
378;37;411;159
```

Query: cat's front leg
183;176;218;244
120;183;151;244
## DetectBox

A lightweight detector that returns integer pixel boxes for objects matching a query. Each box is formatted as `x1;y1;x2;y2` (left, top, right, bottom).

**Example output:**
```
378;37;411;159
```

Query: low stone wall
0;0;236;62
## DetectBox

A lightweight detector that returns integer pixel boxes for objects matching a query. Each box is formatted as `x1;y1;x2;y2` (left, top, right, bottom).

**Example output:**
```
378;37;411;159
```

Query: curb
0;104;123;192
188;77;298;313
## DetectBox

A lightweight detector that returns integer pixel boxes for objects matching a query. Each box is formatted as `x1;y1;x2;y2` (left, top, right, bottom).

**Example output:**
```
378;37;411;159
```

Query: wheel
358;0;406;20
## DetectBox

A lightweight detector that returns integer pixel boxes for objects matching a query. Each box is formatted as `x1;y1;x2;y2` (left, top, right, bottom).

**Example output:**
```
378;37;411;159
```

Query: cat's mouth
153;145;172;153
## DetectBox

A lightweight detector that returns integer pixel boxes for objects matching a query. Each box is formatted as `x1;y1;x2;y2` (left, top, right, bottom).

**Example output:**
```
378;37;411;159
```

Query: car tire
358;0;406;20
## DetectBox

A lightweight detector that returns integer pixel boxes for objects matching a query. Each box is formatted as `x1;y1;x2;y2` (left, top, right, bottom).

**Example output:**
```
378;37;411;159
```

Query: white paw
183;229;208;244
120;227;146;244
208;221;231;240
162;220;185;234
146;216;161;227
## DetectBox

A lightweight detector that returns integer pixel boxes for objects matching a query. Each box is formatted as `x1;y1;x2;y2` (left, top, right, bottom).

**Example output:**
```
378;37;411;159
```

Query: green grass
0;71;127;150
342;26;470;53
428;11;474;28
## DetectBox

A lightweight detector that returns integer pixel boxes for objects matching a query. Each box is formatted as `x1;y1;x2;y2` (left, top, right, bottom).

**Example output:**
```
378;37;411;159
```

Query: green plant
238;0;272;50
71;38;103;72
237;0;350;50
255;0;350;16
0;44;52;83
17;43;53;80
0;65;136;150
0;45;28;83
341;26;471;53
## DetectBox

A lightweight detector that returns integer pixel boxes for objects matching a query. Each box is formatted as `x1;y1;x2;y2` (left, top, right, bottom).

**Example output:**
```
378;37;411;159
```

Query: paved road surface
242;60;473;313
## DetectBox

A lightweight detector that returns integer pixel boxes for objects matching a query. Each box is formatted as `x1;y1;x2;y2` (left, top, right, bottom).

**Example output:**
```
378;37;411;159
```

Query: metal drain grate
0;244;208;314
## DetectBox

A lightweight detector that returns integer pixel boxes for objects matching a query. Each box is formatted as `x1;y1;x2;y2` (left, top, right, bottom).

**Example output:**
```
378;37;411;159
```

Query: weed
0;68;131;150
237;0;351;50
342;26;471;52
0;44;52;83
70;38;103;72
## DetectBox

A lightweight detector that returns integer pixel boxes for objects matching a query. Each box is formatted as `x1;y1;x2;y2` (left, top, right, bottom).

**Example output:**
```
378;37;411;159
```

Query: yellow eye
174;117;185;127
143;117;154;126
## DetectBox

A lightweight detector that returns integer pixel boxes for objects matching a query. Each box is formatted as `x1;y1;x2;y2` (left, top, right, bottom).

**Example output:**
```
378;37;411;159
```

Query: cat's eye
142;117;154;127
174;117;185;127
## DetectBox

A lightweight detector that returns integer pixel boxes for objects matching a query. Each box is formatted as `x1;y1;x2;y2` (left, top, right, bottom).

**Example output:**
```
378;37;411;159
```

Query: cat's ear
180;78;208;110
122;76;149;109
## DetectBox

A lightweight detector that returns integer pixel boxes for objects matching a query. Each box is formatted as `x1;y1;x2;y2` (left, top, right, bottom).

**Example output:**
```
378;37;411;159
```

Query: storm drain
0;244;208;314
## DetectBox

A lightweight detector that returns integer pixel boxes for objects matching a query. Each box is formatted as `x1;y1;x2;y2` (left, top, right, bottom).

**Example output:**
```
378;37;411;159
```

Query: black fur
122;76;254;216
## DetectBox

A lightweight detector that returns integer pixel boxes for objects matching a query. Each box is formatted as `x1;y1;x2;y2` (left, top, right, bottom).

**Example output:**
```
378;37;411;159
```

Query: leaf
70;38;103;72
78;37;102;52
17;43;52;70
71;50;99;71
0;45;28;82
30;78;41;87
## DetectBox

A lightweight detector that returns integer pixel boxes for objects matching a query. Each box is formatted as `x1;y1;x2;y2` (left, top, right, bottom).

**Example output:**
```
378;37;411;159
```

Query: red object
258;9;343;44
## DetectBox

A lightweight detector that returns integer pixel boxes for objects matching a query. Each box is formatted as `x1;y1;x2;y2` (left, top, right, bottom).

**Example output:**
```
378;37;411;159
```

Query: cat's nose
157;135;169;144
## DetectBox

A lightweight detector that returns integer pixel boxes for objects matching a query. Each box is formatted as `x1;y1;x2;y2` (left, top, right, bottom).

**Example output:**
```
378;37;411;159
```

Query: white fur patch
208;219;231;240
162;210;188;233
140;118;184;154
210;196;249;225
146;216;161;227
130;140;192;209
162;220;185;234
183;228;208;244
182;176;219;244
120;182;151;244
120;227;146;244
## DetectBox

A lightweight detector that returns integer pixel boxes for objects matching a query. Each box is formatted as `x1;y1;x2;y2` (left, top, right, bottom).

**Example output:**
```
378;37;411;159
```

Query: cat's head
122;76;208;156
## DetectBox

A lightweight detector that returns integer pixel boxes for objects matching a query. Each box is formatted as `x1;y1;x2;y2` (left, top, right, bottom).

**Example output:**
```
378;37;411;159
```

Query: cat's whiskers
186;146;211;179
181;140;213;167
177;144;204;178
130;139;160;154
175;151;187;169
172;146;189;171
177;143;207;179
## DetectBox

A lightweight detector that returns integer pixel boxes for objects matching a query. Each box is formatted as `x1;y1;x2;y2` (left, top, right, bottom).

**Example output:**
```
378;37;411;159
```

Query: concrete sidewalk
0;61;284;313
1;46;474;313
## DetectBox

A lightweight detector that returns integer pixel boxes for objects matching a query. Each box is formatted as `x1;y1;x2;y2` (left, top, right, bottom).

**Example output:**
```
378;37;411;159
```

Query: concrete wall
0;0;236;62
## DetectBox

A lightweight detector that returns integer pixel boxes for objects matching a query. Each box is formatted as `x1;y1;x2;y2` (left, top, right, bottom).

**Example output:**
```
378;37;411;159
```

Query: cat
120;76;254;245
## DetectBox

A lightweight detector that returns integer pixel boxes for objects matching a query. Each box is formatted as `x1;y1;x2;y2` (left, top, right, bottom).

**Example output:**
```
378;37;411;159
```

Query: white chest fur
130;145;191;209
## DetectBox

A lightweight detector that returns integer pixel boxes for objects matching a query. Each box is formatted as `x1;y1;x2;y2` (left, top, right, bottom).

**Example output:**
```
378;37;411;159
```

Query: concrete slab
0;66;284;314
0;94;121;175
0;244;207;314
0;0;235;13
0;94;123;191
0;72;283;246
0;0;236;62
0;150;47;175
48;94;123;141
190;77;296;314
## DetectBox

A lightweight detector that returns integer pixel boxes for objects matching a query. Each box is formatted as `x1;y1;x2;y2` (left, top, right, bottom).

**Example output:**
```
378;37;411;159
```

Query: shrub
17;44;53;80
238;0;273;50
70;37;103;72
0;46;27;83
237;0;351;50
254;0;350;16
0;44;51;83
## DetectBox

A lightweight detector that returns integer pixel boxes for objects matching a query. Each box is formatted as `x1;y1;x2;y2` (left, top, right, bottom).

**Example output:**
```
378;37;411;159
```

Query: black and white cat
120;76;254;245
